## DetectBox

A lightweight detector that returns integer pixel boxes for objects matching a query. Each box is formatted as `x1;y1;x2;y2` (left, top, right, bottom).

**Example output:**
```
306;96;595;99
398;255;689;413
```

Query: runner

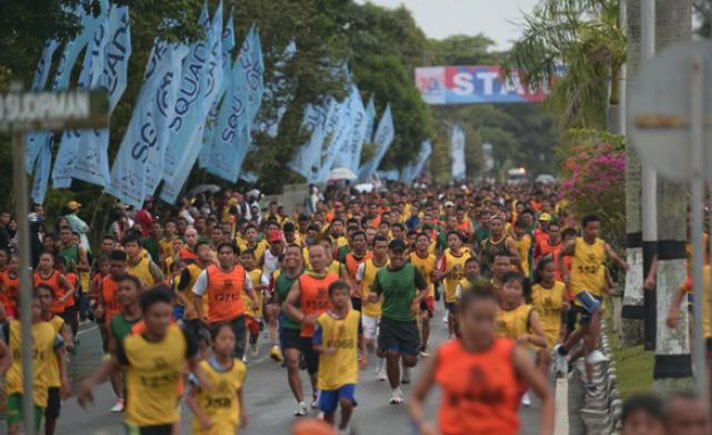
187;323;248;435
124;232;164;288
513;218;532;277
434;231;471;338
369;239;428;404
555;214;628;383
33;252;73;318
408;283;554;435
408;233;438;357
4;291;67;435
36;284;74;435
176;240;212;342
530;258;567;374
241;248;265;359
0;255;19;319
343;231;371;311
490;252;512;293
355;235;389;380
480;215;519;276
312;280;367;433
284;244;340;414
193;242;260;359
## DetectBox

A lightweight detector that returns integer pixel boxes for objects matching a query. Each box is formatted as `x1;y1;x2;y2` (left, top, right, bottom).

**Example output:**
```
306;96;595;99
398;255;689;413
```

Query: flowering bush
560;141;627;248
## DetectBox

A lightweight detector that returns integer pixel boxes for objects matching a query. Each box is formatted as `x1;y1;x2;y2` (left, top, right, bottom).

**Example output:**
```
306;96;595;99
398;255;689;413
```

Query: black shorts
282;328;319;374
378;317;420;357
61;304;77;322
45;386;61;419
183;319;210;344
211;315;246;359
351;297;362;312
125;423;172;435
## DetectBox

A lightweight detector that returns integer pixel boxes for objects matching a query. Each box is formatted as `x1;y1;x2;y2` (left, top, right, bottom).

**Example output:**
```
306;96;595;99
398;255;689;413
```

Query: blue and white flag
161;3;211;181
359;103;394;181
105;42;189;208
345;85;368;173
450;125;466;179
31;3;107;202
287;102;332;179
332;85;360;171
364;94;376;143
73;5;131;188
24;39;60;173
402;139;432;184
253;40;296;138
31;140;52;205
313;95;349;183
161;4;226;203
199;9;235;169
203;25;263;184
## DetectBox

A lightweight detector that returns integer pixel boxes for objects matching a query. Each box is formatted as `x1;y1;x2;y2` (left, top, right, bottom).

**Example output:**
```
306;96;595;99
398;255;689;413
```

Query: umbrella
188;184;221;197
327;167;357;181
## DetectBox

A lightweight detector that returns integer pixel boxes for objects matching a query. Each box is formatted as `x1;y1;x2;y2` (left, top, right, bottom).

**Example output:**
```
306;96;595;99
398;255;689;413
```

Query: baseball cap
268;231;283;243
67;200;81;212
539;213;552;222
388;239;406;252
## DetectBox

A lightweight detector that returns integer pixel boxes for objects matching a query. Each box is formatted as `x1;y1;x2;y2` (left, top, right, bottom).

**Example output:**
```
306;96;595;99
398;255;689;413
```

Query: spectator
135;197;154;237
65;200;91;253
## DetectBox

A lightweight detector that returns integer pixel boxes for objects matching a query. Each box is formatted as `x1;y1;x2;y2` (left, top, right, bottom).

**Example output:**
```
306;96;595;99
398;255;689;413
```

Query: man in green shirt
142;222;162;266
370;239;428;405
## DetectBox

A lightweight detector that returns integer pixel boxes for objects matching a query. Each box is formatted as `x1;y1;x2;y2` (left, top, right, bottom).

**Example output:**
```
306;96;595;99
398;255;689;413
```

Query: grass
606;317;655;399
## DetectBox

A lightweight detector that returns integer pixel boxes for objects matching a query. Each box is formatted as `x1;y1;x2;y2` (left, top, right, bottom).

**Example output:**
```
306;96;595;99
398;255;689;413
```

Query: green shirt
110;312;142;345
276;271;301;330
59;244;80;270
143;237;160;265
373;263;427;322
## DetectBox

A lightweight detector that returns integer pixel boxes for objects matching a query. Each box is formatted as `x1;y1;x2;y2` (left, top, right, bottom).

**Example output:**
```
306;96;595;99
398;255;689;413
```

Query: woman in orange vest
192;242;259;360
408;282;554;435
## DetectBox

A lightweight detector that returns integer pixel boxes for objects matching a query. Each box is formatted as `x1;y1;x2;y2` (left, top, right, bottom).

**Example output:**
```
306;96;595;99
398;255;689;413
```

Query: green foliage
503;0;626;131
695;0;712;38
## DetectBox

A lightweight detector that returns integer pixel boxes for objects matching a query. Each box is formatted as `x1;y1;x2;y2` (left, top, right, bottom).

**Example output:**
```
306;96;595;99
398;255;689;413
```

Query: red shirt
135;209;153;237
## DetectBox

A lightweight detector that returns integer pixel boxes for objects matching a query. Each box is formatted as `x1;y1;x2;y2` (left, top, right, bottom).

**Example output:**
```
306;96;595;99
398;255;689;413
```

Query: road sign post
2;82;108;435
629;41;712;398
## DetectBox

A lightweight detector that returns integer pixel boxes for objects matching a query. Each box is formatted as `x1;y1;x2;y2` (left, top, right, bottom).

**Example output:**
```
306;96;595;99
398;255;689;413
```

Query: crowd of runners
0;180;708;434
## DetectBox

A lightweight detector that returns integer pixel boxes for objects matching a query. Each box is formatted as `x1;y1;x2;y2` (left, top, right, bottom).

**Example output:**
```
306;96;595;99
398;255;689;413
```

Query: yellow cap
539;213;552;222
67;200;81;211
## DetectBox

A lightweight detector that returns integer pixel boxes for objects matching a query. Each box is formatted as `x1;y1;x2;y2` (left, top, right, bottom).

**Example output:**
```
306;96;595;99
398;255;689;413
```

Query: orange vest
435;338;521;435
205;264;246;323
102;276;123;324
34;270;65;314
299;272;339;337
0;271;19;316
65;273;77;308
179;246;197;262
345;252;372;298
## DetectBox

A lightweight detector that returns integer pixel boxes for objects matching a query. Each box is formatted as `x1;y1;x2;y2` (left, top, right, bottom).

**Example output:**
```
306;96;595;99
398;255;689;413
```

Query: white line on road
77;325;98;337
554;376;569;435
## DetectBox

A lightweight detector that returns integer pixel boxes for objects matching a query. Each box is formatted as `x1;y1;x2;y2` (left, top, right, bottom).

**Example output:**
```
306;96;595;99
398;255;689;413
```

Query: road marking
554;376;569;435
77;325;98;337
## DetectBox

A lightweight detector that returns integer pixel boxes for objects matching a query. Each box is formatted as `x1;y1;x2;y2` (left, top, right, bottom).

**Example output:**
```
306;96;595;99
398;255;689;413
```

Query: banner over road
415;66;549;105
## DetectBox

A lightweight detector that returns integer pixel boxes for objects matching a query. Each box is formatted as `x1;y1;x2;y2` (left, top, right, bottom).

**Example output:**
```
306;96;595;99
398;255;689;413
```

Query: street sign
0;89;109;131
628;40;712;181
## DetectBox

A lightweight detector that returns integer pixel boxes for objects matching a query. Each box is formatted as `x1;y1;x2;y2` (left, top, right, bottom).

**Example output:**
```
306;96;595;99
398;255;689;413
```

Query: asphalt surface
52;304;564;435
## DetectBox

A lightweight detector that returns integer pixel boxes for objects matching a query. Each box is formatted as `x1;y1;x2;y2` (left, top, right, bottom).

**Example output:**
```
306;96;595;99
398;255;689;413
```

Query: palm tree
504;0;626;131
651;0;693;392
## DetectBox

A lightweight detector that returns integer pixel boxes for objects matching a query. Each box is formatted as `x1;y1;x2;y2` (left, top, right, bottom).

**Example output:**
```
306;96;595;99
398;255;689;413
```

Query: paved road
55;304;560;435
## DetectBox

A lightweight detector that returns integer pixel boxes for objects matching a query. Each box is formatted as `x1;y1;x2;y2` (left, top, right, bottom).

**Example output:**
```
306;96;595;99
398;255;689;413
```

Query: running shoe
521;392;531;407
250;344;259;357
553;344;568;374
389;390;404;405
442;314;448;323
419;347;430;357
270;345;284;362
585;350;609;365
377;367;387;382
401;367;411;384
110;399;125;413
311;393;320;409
294;401;308;417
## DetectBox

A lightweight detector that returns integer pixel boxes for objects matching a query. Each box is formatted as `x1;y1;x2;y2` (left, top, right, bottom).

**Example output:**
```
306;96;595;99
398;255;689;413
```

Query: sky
355;0;541;50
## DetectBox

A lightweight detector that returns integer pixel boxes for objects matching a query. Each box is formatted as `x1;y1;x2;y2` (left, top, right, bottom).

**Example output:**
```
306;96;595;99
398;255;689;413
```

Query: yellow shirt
570;237;606;297
182;264;208;320
47;316;65;388
409;251;436;297
120;324;189;426
496;304;533;340
360;259;389;317
192;358;247;435
6;320;58;407
514;234;532;277
442;249;471;303
243;268;263;318
159;237;176;262
531;282;566;348
128;256;156;289
315;310;361;390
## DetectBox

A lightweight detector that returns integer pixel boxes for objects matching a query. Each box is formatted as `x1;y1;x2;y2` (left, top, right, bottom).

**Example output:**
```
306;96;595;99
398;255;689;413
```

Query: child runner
240;248;265;359
408;283;554;435
55;257;79;342
33;252;73;320
36;284;74;435
496;272;548;406
312;280;367;434
355;235;389;380
530;258;567;374
408;233;437;357
78;286;210;434
187;323;248;435
4;291;67;435
434;231;472;338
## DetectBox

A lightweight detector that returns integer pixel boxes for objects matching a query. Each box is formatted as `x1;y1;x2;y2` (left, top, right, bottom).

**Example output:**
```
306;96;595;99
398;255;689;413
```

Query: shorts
445;301;457;315
282;328;319;375
420;296;435;318
362;315;379;340
183;319;210;345
125;423;173;435
61;304;77;322
245;316;260;336
173;305;184;322
45;386;61;419
283;327;304;350
319;384;357;414
211;315;246;359
569;292;603;327
351;297;362;312
378;317;420;357
6;393;43;430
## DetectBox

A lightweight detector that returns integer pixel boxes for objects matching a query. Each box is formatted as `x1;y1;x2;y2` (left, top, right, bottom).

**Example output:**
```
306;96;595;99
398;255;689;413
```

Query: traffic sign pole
11;127;36;435
689;56;707;400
